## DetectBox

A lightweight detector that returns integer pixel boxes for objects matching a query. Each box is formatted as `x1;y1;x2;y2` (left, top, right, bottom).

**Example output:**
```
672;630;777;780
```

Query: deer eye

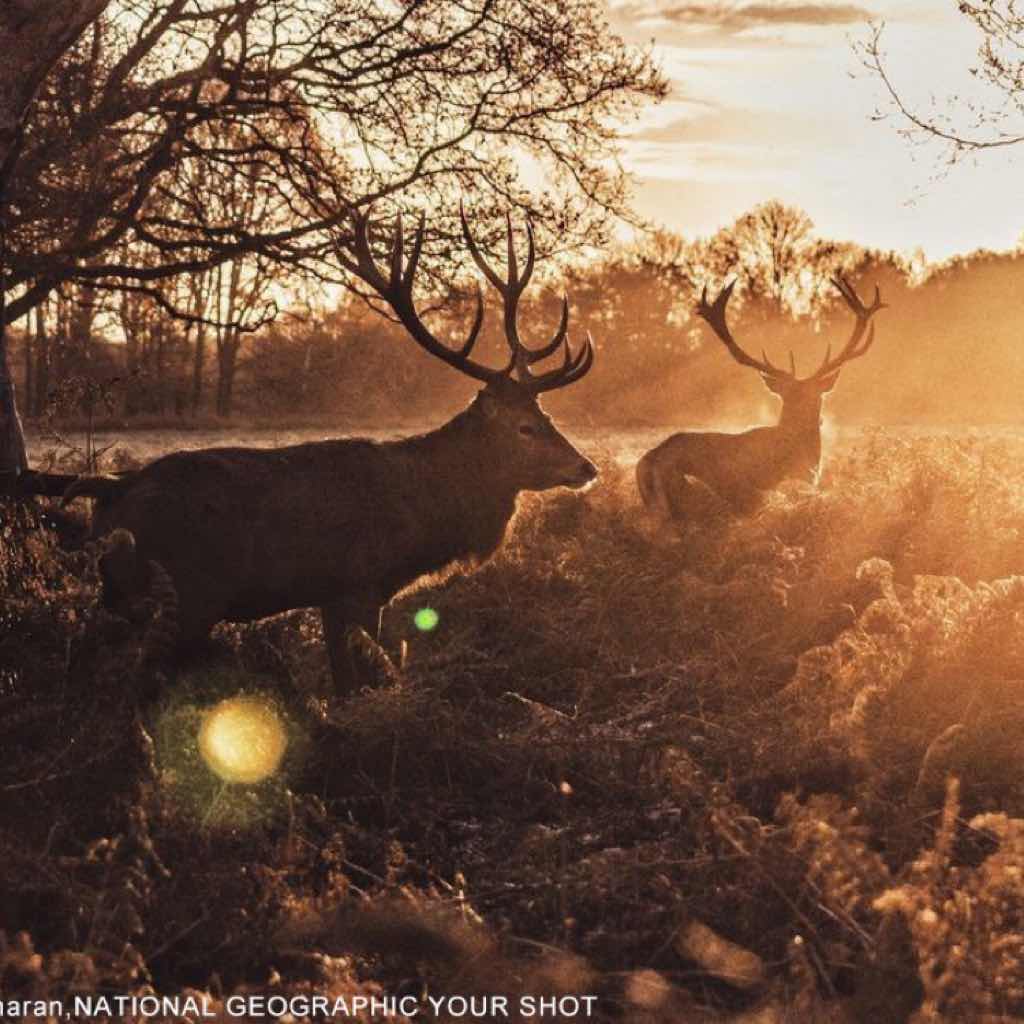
518;423;537;437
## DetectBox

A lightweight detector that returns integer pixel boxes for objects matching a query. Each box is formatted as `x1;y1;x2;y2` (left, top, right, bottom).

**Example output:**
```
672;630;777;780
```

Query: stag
636;276;884;523
57;209;597;696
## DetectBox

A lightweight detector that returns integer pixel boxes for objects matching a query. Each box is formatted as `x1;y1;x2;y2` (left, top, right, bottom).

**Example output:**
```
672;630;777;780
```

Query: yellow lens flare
198;696;287;784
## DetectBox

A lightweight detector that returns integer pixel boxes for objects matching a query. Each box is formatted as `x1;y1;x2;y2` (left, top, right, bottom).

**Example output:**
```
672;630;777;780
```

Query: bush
4;430;1024;1021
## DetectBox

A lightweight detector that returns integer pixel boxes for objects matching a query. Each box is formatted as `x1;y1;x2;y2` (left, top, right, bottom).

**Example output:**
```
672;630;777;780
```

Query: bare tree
186;268;215;417
863;7;1024;160
211;255;276;417
3;0;664;481
0;1;111;482
2;0;665;484
642;202;869;350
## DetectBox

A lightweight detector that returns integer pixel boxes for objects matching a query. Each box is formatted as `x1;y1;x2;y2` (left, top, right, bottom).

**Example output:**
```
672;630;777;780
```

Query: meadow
4;425;1024;1022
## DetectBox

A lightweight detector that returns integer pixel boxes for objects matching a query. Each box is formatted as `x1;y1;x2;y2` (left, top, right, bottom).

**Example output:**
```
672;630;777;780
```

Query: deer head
696;275;885;430
338;206;597;491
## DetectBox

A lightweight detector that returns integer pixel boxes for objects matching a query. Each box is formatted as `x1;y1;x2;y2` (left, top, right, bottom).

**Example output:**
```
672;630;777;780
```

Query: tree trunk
23;318;34;418
72;279;96;365
192;322;207;417
53;285;71;390
120;290;141;417
34;299;49;417
154;320;166;415
216;333;239;418
0;182;26;475
0;1;111;484
189;269;210;417
214;261;241;418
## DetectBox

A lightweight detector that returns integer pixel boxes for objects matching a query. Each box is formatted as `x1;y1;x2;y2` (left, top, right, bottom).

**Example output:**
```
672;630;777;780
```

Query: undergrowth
2;432;1024;1022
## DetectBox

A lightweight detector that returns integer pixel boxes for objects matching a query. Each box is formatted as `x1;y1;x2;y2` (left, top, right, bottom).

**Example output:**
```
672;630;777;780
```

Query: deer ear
760;374;787;397
817;370;841;393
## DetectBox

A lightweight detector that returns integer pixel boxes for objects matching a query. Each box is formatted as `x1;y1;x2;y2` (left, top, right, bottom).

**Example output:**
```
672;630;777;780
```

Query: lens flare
414;607;440;632
198;696;287;784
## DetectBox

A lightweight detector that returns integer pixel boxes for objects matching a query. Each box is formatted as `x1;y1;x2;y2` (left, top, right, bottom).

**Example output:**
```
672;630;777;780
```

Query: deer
53;207;598;698
636;275;884;524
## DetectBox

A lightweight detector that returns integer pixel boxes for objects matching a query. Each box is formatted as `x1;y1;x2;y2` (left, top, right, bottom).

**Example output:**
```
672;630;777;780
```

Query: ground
3;426;1024;1022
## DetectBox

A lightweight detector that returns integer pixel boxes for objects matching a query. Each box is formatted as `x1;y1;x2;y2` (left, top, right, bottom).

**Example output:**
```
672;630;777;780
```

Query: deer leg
674;473;731;521
636;451;674;524
174;607;218;661
639;458;729;530
321;597;386;700
637;452;706;531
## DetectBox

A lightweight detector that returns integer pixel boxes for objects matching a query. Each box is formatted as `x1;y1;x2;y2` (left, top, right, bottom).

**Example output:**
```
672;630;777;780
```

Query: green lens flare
414;607;440;632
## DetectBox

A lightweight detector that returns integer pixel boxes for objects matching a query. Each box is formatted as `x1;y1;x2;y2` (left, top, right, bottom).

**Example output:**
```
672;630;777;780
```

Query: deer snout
566;457;598;489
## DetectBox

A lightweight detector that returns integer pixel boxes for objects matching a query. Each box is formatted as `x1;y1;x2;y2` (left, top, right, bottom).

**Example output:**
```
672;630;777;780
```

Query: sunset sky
609;1;1024;261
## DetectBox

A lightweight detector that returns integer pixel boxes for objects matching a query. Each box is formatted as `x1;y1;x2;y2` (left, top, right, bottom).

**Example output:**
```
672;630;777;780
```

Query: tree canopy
3;0;666;328
0;0;665;478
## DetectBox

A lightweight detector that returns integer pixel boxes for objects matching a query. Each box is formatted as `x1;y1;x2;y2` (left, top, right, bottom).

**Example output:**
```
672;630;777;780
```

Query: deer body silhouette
62;209;597;697
637;277;884;523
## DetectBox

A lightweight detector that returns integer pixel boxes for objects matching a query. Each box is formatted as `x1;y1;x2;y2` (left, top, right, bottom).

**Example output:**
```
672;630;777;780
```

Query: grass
3;430;1024;1021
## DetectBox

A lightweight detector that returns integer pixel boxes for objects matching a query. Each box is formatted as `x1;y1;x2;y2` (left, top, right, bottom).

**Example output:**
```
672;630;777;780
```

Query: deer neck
396;407;520;565
773;398;823;475
776;399;820;438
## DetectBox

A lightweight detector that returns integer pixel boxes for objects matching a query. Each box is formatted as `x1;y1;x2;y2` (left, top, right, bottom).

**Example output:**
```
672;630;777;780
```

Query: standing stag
636;276;884;523
57;208;597;696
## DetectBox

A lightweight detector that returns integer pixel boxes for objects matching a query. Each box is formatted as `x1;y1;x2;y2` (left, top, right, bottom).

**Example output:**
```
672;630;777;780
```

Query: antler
697;276;885;382
338;206;593;394
695;281;793;379
337;208;498;384
459;203;593;394
811;275;886;380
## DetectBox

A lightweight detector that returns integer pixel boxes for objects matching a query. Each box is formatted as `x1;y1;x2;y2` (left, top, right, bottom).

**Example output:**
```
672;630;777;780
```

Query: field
4;425;1024;1022
23;425;668;474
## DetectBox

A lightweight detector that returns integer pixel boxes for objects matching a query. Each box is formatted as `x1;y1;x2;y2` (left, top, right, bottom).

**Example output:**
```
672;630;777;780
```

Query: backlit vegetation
4;431;1024;1020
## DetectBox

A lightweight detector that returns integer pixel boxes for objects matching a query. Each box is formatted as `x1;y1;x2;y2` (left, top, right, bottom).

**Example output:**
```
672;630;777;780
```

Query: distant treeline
9;201;1024;429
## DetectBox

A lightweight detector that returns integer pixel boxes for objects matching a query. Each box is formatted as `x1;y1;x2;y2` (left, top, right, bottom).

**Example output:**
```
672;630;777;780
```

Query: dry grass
3;431;1024;1021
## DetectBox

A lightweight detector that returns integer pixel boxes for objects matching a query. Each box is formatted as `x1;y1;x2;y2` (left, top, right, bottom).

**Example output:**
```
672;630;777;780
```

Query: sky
607;0;1024;262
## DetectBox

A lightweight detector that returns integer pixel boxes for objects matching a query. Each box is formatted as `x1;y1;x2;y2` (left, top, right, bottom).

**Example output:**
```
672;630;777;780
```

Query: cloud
613;1;873;35
627;106;840;147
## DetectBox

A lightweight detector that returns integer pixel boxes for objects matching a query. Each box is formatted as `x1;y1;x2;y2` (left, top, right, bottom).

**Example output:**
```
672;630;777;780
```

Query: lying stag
60;209;597;696
637;276;884;522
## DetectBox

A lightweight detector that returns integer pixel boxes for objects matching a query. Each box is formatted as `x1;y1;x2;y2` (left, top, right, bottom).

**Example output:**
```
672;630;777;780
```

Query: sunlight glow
199;697;288;784
610;1;1024;261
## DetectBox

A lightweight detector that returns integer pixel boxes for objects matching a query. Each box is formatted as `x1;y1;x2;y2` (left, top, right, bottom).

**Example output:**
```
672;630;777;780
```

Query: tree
1;1;111;482
2;0;666;477
643;202;868;327
211;255;276;417
629;202;915;419
864;6;1024;160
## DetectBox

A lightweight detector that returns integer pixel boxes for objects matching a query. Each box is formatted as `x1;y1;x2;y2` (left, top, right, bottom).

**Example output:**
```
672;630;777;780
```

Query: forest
8;202;1024;433
5;3;1024;1024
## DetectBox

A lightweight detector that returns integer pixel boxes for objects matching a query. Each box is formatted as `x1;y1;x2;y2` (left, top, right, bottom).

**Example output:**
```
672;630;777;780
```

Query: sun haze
609;1;1024;260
